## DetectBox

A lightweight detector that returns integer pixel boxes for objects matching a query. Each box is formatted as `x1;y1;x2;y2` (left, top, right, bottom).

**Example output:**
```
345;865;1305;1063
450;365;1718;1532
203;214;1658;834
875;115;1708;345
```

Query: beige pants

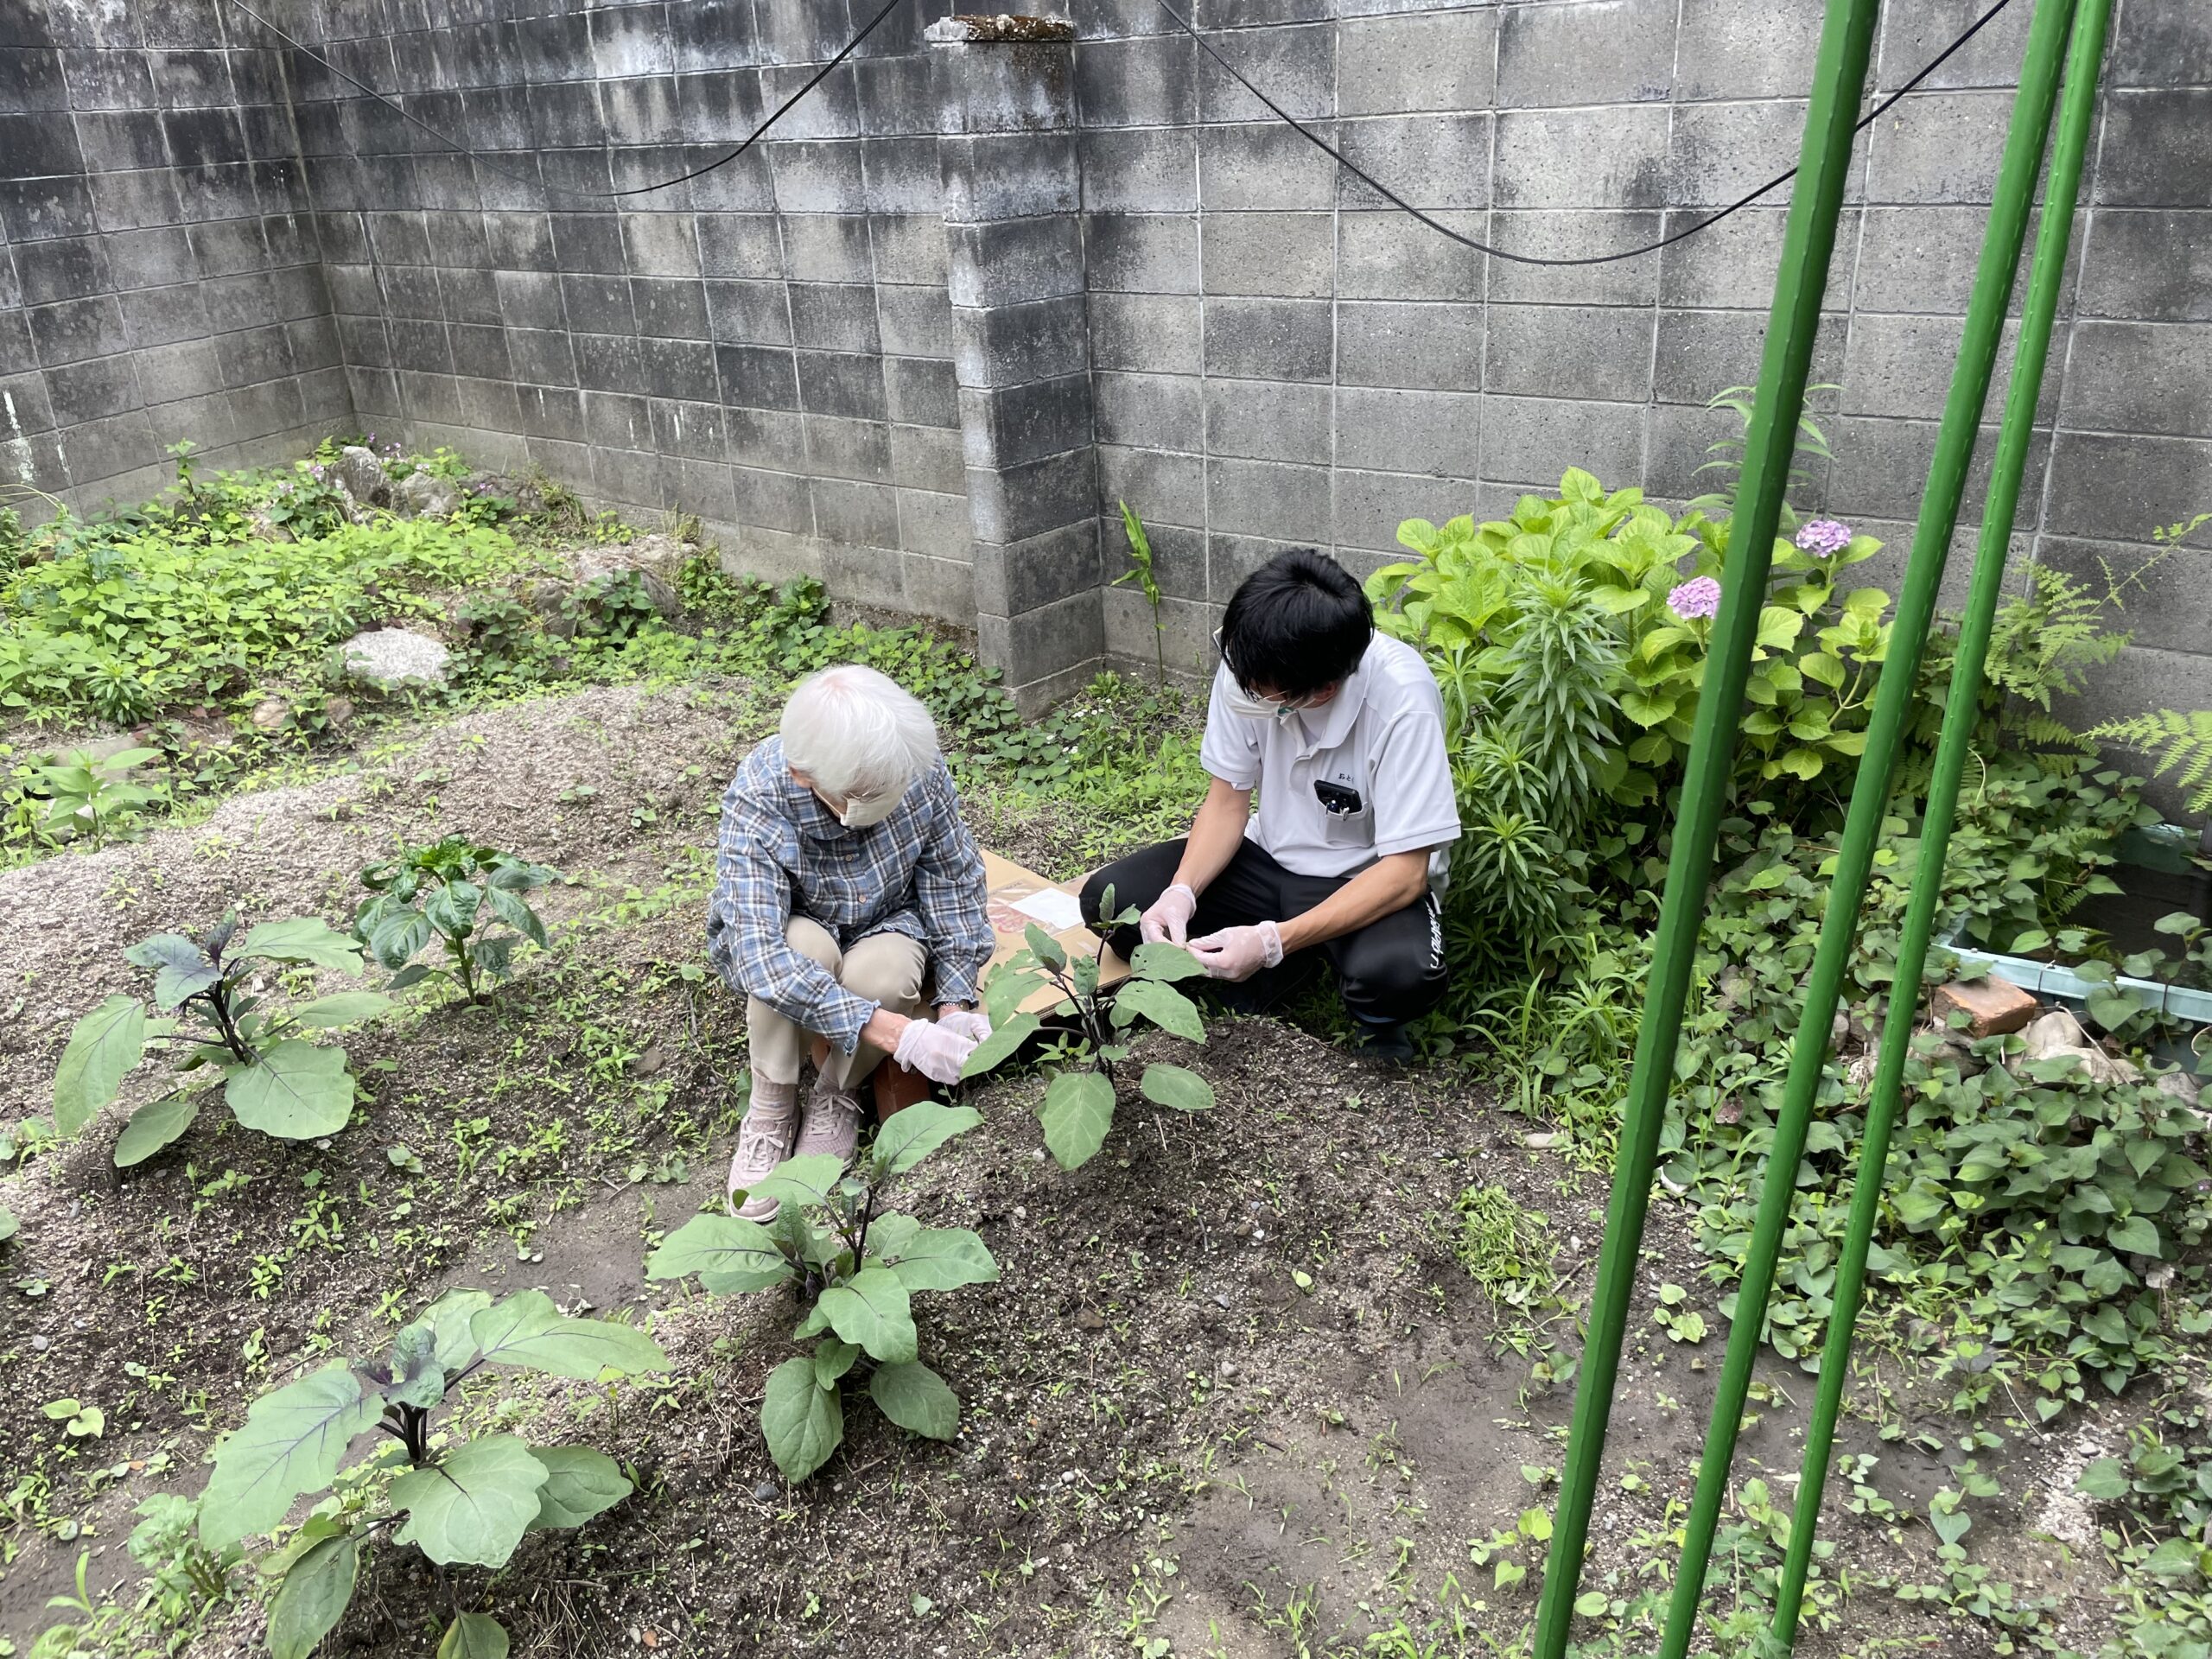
747;917;927;1090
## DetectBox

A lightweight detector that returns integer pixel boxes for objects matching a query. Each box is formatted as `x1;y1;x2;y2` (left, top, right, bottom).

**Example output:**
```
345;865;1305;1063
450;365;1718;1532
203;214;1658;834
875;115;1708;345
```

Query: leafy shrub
646;1103;995;1481
53;912;391;1166
2083;709;2212;813
962;900;1215;1170
1370;468;1892;809
563;570;659;643
200;1288;667;1659
354;838;556;1002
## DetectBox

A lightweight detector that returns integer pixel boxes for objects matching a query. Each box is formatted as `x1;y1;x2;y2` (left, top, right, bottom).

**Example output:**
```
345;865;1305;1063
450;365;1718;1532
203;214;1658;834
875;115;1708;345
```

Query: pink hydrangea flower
1796;518;1852;556
1668;576;1722;620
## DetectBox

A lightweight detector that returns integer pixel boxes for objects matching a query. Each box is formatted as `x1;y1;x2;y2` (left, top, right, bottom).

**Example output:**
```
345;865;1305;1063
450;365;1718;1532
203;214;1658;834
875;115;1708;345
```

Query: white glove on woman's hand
892;1018;978;1084
1140;883;1198;945
938;1008;992;1044
1188;920;1284;982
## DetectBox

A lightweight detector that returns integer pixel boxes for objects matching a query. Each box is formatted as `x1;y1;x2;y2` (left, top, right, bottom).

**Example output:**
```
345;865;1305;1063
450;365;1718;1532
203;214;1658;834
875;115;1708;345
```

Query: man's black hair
1218;548;1373;700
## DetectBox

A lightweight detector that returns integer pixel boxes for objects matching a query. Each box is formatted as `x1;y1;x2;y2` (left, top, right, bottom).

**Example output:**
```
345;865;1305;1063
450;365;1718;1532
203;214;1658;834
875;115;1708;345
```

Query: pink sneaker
792;1080;862;1167
727;1096;798;1221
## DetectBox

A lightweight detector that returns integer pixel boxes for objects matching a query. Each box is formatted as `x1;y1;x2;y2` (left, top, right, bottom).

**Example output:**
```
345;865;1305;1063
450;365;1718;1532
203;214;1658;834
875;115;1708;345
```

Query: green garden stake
1654;0;2083;1652
1767;0;2115;1645
1529;0;1883;1649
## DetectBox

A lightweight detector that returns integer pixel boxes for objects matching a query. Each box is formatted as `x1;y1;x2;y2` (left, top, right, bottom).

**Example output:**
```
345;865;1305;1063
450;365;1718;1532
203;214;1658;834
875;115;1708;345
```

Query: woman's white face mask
836;789;902;829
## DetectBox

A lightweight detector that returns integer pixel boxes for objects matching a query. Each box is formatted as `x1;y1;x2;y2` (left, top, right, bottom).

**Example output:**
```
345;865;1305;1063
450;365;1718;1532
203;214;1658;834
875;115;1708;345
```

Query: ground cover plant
645;1102;996;1480
961;898;1217;1169
52;910;391;1167
199;1287;667;1659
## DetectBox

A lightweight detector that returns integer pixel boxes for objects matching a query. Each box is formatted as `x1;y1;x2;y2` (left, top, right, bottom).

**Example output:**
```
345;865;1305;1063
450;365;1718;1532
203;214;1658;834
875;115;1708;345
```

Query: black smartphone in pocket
1314;779;1364;816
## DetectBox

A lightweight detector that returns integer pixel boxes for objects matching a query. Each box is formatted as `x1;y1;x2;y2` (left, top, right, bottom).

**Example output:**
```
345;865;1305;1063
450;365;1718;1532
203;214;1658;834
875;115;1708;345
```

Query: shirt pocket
1321;799;1376;849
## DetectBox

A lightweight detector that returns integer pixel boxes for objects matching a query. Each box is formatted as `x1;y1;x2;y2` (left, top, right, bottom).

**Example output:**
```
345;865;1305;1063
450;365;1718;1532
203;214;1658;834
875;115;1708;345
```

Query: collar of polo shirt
1288;661;1370;758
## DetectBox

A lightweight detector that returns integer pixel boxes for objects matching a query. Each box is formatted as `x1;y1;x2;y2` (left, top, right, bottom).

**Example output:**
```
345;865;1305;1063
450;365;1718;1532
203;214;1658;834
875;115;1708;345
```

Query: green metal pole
1765;1;2113;1645
1654;2;2080;1653
1529;1;1881;1650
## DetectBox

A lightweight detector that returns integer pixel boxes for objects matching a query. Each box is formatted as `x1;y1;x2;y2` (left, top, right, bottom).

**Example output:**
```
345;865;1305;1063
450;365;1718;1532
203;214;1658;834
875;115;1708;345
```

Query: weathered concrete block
879;283;956;359
1081;128;1198;214
798;351;889;422
978;587;1104;708
1482;393;1644;489
1198;122;1338;211
813;476;900;550
2078;210;2212;324
966;446;1096;545
1338;301;1484;392
779;213;874;283
1338;210;1484;302
893;422;967;494
1076;35;1198;128
941;131;1081;222
1204;378;1331;467
1206;456;1330;543
1338;113;1491;211
1333;467;1478;555
1338;9;1497;116
2095;89;2212;209
1198;22;1335;124
1494;105;1669;210
1094;370;1203;451
951;293;1089;389
958;374;1093;470
1203;296;1332;383
2045;430;2212;540
1200;212;1333;299
1090;292;1202;376
803;412;893;482
946;216;1087;308
1334;386;1478;480
1497;0;1675;109
1097;443;1206;533
791;282;881;353
974;519;1102;616
1084;213;1199;295
897;485;972;560
1487;302;1660;405
886;354;959;428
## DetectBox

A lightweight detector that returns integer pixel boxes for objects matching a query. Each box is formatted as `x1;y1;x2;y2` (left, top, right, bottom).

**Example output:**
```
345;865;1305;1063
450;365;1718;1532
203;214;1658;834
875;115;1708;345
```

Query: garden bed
0;677;2142;1659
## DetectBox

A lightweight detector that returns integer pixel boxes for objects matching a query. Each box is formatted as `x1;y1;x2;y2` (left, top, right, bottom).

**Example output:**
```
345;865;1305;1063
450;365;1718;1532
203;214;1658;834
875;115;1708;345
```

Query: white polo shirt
1198;633;1462;887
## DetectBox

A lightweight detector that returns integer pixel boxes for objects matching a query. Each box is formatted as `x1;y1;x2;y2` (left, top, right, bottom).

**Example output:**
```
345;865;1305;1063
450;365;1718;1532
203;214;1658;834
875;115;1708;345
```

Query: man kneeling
1083;550;1460;1061
708;665;994;1217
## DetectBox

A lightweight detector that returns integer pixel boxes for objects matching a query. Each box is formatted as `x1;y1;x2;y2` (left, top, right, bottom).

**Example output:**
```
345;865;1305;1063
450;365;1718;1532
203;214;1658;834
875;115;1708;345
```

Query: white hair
779;664;941;800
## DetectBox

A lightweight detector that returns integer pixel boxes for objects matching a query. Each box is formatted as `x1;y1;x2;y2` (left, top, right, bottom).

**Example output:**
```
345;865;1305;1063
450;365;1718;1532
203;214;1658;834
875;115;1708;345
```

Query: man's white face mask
1217;681;1302;724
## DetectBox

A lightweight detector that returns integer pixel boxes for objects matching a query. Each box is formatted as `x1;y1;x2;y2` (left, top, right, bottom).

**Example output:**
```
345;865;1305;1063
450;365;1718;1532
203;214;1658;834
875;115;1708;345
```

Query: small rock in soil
341;626;452;690
753;1482;778;1503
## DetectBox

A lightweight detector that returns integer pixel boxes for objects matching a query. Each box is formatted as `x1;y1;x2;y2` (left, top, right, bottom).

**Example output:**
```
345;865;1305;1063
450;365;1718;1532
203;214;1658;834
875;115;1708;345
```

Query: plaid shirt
706;735;994;1054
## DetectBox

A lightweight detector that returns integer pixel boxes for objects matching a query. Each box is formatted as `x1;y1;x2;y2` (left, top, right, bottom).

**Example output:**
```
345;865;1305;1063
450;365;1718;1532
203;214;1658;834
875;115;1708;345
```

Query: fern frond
2083;709;2212;812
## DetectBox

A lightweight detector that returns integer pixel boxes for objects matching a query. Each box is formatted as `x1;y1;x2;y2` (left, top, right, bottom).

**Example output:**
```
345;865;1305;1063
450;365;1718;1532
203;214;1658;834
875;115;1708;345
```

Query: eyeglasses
1211;628;1332;710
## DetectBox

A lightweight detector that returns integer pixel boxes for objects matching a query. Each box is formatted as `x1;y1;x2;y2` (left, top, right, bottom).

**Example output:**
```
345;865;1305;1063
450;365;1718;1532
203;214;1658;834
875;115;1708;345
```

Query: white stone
340;626;452;690
331;445;391;509
399;470;464;518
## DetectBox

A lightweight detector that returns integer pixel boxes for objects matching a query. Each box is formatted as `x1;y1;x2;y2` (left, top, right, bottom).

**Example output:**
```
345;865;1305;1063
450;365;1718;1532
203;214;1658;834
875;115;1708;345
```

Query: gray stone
398;469;464;518
331;444;391;509
340;627;453;690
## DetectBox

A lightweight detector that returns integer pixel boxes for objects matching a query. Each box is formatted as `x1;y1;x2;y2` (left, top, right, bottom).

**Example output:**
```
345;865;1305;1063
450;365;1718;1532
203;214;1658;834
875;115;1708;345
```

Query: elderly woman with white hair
707;664;995;1218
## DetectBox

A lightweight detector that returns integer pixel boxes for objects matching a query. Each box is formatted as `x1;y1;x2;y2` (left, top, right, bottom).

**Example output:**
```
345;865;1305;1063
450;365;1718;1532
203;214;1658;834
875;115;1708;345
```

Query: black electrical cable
220;0;907;201
1157;0;2020;265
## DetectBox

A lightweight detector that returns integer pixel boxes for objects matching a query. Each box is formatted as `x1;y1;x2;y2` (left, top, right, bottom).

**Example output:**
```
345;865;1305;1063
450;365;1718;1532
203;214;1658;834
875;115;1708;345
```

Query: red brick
1931;976;2039;1038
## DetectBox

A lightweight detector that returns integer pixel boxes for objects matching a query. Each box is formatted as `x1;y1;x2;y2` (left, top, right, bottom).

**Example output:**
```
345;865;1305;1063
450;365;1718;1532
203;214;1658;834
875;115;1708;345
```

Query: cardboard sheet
982;849;1128;1014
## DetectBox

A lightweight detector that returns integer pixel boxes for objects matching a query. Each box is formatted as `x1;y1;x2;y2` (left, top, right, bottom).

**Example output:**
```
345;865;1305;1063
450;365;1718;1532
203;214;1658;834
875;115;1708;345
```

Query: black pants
1079;838;1449;1026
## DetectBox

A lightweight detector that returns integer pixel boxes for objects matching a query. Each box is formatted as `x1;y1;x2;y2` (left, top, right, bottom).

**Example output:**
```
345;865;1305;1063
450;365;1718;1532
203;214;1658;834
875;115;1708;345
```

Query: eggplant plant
200;1287;669;1659
646;1100;995;1483
52;912;391;1167
959;889;1214;1169
353;837;556;1002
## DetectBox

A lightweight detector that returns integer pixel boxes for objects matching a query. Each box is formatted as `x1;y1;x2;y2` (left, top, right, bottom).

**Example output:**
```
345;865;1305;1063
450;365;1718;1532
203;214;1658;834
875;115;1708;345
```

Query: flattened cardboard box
982;850;1129;1012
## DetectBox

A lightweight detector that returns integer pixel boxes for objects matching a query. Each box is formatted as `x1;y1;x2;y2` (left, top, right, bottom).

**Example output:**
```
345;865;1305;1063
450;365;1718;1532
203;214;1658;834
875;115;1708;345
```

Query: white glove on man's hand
892;1018;977;1084
1188;920;1284;983
938;1008;992;1044
1140;883;1198;945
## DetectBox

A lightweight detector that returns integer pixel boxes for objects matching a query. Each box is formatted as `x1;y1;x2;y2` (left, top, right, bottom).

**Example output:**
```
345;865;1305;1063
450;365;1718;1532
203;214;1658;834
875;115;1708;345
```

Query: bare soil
0;682;2134;1658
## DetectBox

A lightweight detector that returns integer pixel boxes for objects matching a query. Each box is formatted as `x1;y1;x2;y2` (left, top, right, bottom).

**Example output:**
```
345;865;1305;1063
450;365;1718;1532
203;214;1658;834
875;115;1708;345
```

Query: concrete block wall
4;0;2208;760
1072;0;2212;728
0;0;347;512
282;0;978;628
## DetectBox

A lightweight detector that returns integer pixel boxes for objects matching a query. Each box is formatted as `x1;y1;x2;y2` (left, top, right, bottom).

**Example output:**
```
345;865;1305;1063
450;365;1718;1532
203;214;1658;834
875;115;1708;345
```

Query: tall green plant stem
1765;2;2113;1647
1528;0;1882;1649
1654;2;2082;1652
